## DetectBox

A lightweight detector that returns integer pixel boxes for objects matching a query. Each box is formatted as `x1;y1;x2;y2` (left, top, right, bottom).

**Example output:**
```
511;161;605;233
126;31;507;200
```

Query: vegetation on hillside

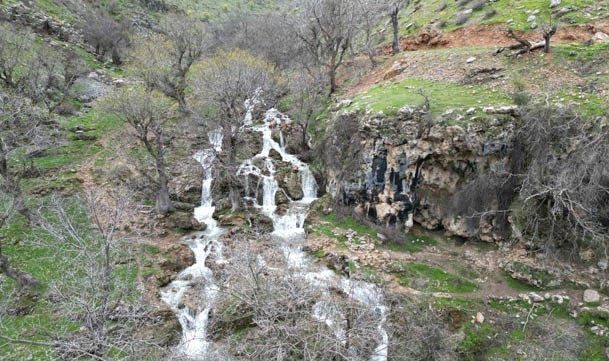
1;0;608;359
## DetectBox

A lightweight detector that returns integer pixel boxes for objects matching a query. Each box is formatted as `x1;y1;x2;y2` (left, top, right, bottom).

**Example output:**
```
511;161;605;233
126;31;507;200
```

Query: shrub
514;106;609;254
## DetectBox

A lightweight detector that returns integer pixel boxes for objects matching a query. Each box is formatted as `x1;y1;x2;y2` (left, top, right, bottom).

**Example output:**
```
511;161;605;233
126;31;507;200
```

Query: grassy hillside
399;0;605;34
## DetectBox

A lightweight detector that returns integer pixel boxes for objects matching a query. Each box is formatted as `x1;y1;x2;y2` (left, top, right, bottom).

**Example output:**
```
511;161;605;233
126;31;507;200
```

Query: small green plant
458;322;494;361
511;79;532;106
396;262;479;293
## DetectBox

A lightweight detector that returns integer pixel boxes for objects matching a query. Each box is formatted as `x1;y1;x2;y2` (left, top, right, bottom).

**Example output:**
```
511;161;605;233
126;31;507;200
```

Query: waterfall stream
162;107;387;360
160;133;225;357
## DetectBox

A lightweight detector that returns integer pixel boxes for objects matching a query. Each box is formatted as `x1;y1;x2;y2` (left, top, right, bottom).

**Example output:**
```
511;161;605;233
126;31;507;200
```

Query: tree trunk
230;184;241;212
543;26;556;54
155;155;172;215
228;134;241;212
329;66;337;95
543;34;551;53
391;8;400;55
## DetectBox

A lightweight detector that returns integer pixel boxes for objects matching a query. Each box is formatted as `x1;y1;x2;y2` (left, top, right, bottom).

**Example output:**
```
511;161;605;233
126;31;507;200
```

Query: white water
163;105;387;360
241;108;388;361
161;133;225;358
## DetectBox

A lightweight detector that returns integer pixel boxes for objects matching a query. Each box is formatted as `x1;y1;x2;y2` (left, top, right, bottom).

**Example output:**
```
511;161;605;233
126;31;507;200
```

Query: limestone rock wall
326;108;516;242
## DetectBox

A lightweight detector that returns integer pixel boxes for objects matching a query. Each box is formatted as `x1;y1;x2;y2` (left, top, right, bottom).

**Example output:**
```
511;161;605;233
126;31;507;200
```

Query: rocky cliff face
325;106;518;242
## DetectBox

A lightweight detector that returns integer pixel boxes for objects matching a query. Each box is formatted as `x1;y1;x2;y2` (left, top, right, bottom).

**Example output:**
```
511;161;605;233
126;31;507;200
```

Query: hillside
1;0;609;360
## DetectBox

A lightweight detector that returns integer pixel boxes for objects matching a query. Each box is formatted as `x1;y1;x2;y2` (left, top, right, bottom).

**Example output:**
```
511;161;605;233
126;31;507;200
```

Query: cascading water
163;102;387;360
161;132;225;358
240;108;388;361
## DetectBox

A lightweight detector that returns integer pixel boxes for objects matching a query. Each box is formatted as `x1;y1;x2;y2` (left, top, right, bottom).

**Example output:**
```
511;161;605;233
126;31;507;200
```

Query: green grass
395;262;479;293
321;213;379;239
346;78;511;117
384;233;438;253
311;224;348;250
397;0;598;37
554;42;609;64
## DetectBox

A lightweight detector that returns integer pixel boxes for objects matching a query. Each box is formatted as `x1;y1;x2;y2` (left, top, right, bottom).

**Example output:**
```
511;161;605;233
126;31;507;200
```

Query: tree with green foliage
103;86;174;215
191;49;280;211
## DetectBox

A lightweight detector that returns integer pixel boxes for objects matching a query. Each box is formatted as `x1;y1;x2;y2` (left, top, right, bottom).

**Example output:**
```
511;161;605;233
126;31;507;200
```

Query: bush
514;106;609;254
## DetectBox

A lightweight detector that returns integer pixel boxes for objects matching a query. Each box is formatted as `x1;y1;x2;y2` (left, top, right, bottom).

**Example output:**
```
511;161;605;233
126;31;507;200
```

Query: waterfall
161;133;225;359
241;107;388;361
164;103;387;361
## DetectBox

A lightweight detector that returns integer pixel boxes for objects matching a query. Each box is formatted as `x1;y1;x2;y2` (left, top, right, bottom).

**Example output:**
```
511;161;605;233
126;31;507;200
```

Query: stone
527;15;536;22
466;57;477;63
599;258;608;271
530;292;544;302
584;289;601;303
475;312;485;324
383;61;407;80
466;107;476;115
550;0;561;8
165;211;196;230
530;23;538;29
593;32;609;44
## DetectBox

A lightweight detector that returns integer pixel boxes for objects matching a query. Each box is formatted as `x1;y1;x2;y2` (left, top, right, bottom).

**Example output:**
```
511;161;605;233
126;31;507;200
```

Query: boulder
170;157;203;204
593;32;609;44
584;289;601;303
283;172;304;200
161;244;196;273
141;307;182;346
165;210;196;230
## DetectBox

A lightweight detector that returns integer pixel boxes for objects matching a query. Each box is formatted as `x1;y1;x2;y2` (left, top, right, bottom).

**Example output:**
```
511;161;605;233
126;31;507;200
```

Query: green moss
396;262;479;293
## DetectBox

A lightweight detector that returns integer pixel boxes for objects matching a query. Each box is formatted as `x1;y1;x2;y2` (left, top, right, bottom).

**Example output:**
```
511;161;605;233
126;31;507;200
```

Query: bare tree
0;93;54;289
0;190;168;359
292;0;363;94
127;14;209;111
514;106;609;254
190;49;280;211
540;18;558;54
0;23;33;90
286;69;327;151
386;0;410;55
103;86;174;215
210;239;382;361
0;196;39;290
82;8;129;65
0;23;89;111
